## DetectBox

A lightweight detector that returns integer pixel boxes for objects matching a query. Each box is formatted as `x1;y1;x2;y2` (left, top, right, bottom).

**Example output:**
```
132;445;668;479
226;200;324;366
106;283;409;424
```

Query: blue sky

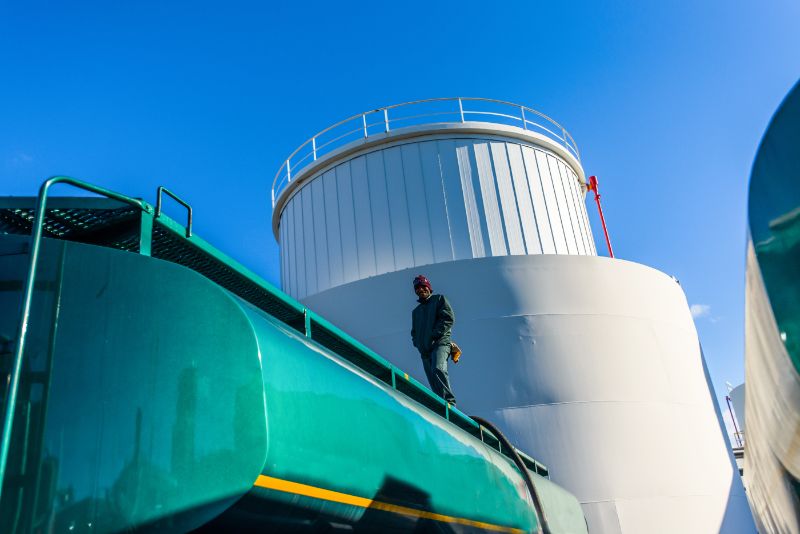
2;1;799;423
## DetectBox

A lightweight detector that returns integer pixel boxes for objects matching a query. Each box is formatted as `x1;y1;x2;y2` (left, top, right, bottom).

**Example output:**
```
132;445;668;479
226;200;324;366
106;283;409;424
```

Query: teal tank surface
0;178;586;533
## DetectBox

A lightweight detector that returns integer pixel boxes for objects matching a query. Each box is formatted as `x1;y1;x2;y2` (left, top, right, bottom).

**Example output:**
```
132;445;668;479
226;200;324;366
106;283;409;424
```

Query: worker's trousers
421;342;456;405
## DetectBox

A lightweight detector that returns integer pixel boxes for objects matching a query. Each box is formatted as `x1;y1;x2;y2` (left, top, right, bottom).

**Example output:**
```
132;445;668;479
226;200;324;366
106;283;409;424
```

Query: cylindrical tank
272;99;595;299
273;99;755;533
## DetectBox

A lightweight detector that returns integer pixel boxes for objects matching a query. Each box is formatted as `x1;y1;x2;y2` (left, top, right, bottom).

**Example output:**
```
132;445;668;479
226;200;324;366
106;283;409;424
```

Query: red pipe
587;176;614;258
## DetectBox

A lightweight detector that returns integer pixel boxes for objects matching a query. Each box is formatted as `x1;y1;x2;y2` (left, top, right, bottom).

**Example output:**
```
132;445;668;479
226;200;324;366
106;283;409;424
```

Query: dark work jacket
411;294;454;355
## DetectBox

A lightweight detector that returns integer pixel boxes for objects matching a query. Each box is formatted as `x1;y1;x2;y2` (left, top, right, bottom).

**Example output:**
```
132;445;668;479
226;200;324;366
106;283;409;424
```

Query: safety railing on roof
271;97;580;208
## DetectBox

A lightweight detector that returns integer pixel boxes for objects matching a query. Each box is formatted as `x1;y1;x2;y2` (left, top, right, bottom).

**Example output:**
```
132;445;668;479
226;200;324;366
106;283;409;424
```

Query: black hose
470;416;550;534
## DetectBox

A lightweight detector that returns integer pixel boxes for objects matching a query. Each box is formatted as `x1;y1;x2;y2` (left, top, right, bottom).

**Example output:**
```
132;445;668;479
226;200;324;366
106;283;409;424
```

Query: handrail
155;186;193;238
0;176;152;503
271;97;580;208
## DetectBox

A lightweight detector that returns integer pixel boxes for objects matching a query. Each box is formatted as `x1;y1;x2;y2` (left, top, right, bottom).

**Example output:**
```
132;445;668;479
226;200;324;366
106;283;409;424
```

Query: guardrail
271;97;580;208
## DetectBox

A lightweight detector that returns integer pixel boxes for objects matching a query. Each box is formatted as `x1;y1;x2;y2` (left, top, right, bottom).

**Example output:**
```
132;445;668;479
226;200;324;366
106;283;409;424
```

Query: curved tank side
744;79;800;533
217;302;540;532
0;235;268;532
302;254;755;533
275;127;595;300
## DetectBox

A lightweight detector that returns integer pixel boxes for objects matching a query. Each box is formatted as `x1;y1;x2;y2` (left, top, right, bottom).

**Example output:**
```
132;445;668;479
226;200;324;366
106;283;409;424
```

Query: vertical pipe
588;176;614;258
0;180;52;504
312;137;317;161
362;113;368;138
286;159;292;183
458;98;465;123
520;106;528;130
726;395;743;447
383;108;389;133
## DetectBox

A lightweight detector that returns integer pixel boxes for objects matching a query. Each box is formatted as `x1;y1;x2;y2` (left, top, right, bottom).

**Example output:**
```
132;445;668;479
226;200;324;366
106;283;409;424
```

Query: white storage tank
271;98;755;533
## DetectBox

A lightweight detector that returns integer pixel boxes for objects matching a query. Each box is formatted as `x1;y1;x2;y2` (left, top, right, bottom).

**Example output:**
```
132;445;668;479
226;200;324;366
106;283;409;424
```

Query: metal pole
312;137;317;161
383;108;389;133
286;159;291;183
362;113;368;138
726;395;743;447
0;176;150;504
520;106;528;130
587;176;614;258
458;98;465;123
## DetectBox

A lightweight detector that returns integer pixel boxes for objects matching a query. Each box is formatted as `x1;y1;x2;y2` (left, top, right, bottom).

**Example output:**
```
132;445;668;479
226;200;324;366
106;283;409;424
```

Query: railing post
312;137;317;161
561;126;567;142
362;113;368;138
383;108;389;133
458;98;465;123
286;159;291;183
520;106;527;130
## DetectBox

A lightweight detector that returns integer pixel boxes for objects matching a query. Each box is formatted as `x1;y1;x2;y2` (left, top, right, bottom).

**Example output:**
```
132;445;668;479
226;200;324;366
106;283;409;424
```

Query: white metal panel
557;159;584;255
548;154;576;255
301;187;317;296
474;142;507;256
564;165;590;255
438;139;471;260
336;163;359;284
420;141;453;264
289;200;299;296
292;195;306;298
350;155;376;278
279;217;286;290
507;143;542;254
491;142;525;255
401;143;434;266
366;151;395;275
323;169;344;288
312;178;330;291
522;146;556;254
455;142;486;258
537;154;563;254
384;146;414;270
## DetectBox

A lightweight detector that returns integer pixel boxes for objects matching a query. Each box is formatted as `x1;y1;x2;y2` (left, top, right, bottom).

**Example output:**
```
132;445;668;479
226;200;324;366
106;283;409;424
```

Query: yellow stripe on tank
253;474;526;534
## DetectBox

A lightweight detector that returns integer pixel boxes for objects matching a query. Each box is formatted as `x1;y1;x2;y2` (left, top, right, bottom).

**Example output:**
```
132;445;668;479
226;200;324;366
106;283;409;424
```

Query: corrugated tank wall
278;135;595;299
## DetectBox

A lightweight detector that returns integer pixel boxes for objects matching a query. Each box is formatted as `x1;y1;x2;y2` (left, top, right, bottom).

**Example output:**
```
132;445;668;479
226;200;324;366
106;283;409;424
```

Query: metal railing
271;97;580;208
0;176;153;504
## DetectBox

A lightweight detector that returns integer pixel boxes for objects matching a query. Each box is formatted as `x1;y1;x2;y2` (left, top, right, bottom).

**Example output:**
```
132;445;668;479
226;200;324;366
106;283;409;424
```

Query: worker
411;275;457;405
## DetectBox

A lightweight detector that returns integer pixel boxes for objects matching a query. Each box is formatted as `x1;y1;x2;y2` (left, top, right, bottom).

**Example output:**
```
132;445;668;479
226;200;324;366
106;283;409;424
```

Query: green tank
0;178;587;533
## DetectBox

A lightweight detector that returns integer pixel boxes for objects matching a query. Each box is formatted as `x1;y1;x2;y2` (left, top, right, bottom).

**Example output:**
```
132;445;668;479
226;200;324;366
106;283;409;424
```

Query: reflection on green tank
750;81;800;371
0;235;268;532
0;235;542;532
241;303;538;531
